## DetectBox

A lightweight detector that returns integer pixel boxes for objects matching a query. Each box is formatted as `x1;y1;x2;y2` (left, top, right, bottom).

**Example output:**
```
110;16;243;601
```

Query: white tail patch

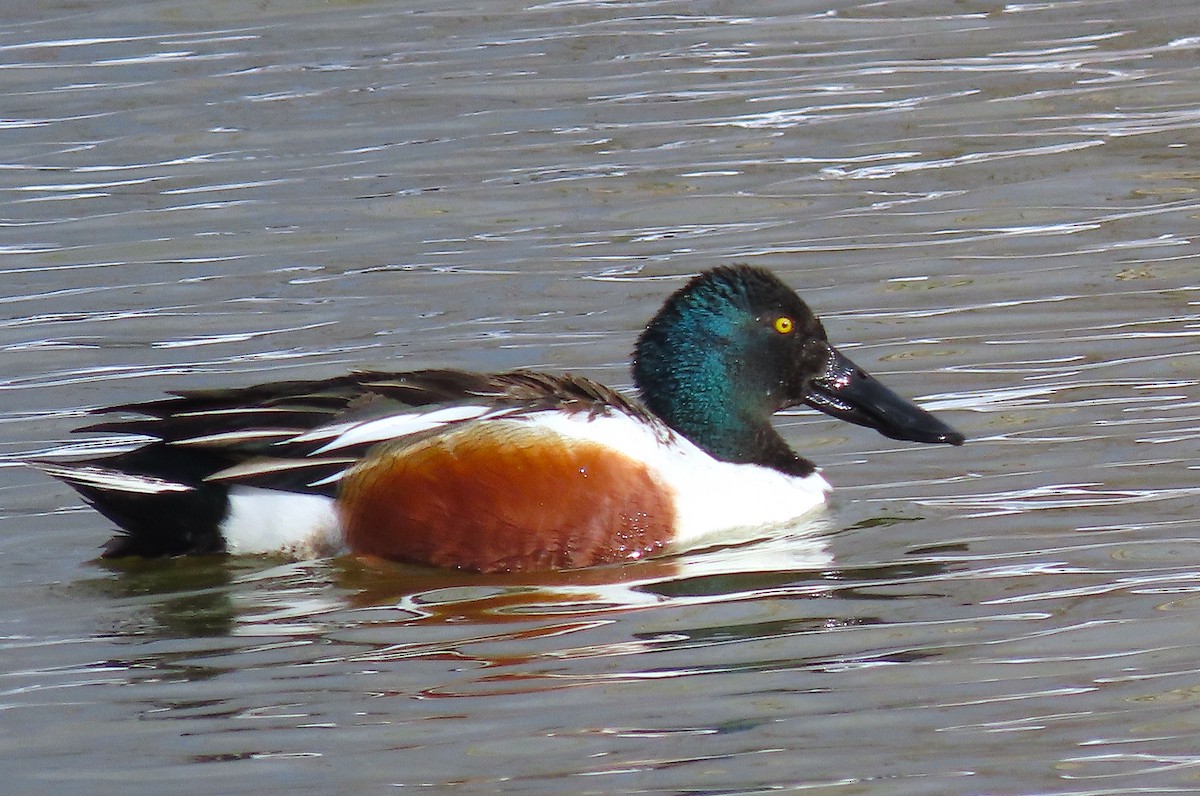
220;486;345;559
32;462;193;495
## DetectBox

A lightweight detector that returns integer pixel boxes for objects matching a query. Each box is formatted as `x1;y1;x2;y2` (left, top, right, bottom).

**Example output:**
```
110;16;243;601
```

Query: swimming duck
36;265;963;572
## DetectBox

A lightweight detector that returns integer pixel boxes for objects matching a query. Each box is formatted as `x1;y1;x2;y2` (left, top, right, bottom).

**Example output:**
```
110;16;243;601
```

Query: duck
34;265;964;573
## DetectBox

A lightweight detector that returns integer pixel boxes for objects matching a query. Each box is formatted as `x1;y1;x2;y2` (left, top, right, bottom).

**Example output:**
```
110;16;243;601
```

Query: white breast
522;411;831;549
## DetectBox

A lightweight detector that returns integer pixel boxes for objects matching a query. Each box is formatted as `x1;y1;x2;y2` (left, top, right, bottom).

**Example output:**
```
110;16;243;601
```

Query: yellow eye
773;316;794;334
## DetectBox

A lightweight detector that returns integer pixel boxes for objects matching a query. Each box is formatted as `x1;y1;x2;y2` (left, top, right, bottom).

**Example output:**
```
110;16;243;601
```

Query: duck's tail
32;446;231;557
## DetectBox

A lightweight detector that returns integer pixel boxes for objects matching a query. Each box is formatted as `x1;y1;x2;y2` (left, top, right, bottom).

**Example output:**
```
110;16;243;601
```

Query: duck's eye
773;316;795;335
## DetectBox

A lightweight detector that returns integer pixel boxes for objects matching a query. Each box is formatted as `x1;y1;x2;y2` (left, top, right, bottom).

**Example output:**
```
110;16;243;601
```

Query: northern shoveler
35;265;963;572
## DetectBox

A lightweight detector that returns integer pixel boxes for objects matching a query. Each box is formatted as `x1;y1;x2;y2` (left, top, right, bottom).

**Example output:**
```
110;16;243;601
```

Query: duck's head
632;265;964;475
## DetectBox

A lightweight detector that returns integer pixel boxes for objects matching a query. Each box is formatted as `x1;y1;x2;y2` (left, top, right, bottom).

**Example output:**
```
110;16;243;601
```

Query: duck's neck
643;382;814;476
632;337;815;478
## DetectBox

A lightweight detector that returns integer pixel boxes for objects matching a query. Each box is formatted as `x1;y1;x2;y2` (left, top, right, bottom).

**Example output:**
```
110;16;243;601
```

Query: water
2;1;1199;793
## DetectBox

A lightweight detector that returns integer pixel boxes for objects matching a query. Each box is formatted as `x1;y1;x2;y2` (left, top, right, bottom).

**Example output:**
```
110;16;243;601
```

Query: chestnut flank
338;422;675;572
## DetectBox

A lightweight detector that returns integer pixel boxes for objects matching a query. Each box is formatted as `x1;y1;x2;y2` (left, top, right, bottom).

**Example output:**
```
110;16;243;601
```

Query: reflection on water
3;0;1200;793
78;542;963;697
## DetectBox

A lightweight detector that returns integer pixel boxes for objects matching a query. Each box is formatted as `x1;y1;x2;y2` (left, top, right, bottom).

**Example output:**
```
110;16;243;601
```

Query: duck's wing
50;369;653;496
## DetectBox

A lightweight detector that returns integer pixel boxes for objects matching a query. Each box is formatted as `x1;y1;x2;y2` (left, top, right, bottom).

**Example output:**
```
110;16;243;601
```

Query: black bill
802;346;965;446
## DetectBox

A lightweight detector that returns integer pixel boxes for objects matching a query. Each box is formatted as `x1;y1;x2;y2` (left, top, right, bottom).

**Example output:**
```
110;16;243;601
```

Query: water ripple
4;2;1200;793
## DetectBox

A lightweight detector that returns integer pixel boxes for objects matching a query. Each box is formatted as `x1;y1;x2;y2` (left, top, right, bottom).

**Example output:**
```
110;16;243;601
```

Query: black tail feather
45;446;232;558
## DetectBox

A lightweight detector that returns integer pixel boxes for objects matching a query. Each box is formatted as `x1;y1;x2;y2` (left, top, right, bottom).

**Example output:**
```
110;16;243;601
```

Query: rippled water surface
3;1;1199;793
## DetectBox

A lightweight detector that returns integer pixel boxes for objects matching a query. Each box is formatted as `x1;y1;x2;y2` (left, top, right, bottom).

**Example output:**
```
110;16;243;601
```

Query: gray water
2;1;1199;793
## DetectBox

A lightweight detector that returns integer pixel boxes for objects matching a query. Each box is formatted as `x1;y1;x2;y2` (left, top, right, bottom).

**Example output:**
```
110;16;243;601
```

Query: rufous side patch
338;421;676;572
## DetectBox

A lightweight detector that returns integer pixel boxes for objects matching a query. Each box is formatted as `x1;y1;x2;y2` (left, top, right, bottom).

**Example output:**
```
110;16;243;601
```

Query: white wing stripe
286;420;357;446
207;456;357;482
172;429;300;447
310;405;501;454
308;470;349;488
